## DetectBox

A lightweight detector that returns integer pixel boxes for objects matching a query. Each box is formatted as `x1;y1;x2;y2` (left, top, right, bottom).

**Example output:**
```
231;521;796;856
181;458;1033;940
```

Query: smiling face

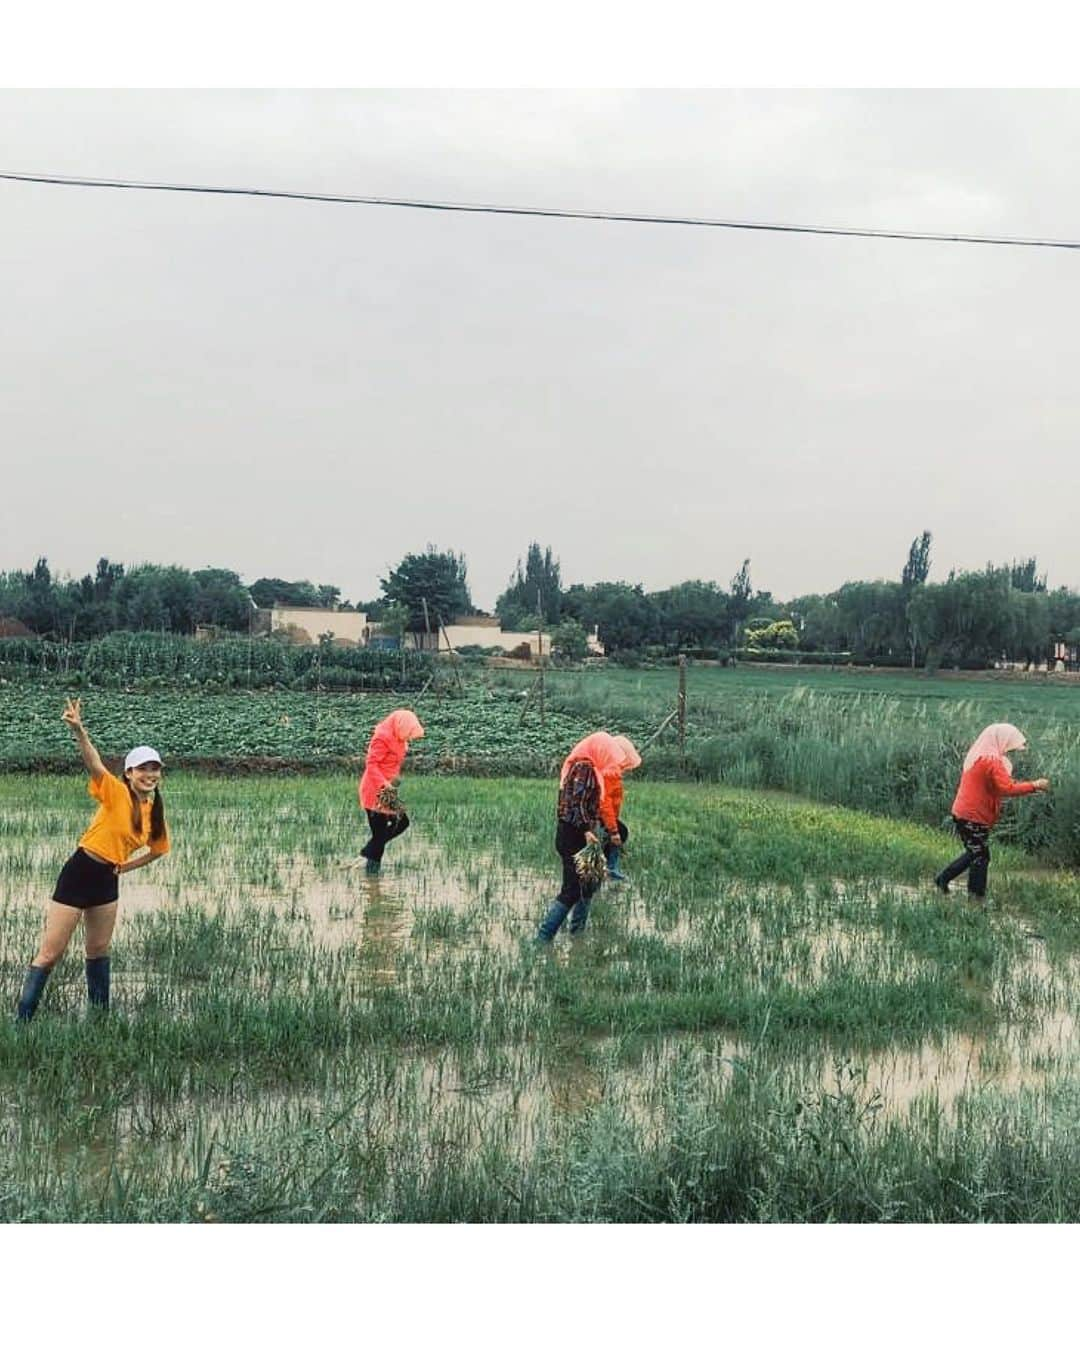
125;761;162;796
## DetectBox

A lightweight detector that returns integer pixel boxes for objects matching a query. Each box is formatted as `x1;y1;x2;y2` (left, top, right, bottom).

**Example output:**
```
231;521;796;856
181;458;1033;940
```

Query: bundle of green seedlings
573;839;607;886
374;783;403;815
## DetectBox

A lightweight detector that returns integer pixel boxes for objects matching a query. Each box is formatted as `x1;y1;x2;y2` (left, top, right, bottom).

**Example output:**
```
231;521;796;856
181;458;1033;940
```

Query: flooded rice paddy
2;772;1080;1221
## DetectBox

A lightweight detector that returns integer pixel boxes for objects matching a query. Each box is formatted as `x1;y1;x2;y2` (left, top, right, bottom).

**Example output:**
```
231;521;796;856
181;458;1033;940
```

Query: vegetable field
0;685;612;775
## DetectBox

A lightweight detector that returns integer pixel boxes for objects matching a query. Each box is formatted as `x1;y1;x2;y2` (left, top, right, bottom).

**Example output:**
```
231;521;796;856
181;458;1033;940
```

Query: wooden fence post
678;654;687;758
537;594;546;727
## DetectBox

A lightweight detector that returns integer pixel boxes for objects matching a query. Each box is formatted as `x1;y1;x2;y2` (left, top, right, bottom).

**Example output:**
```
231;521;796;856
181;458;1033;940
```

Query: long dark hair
125;780;166;842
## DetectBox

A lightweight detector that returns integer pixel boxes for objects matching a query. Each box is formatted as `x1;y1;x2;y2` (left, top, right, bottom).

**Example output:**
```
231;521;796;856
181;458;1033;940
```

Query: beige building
402;616;603;657
256;605;603;657
254;605;368;645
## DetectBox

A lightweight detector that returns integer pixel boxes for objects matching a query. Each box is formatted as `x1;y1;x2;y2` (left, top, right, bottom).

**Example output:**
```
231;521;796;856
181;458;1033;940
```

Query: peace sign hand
62;697;84;731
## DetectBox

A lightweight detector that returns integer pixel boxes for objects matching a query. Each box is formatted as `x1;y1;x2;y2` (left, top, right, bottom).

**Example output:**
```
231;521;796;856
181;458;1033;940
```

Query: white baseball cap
125;746;163;771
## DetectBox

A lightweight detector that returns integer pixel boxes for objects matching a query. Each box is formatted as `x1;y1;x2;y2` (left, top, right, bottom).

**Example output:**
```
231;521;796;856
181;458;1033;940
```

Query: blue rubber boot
86;957;110;1011
568;899;592;935
365;859;381;877
536;901;571;943
16;965;51;1022
606;849;627;881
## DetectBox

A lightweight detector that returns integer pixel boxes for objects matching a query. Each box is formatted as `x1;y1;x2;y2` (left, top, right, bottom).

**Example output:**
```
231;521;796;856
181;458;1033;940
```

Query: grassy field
3;772;1080;1222
531;664;1080;862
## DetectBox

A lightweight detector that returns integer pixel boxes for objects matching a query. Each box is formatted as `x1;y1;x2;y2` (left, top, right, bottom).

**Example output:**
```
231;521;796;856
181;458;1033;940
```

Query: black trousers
362;809;410;861
938;816;992;896
555;820;601;908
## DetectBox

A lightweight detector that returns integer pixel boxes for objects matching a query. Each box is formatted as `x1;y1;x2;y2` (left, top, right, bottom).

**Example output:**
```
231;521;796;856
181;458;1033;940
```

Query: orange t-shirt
78;771;170;866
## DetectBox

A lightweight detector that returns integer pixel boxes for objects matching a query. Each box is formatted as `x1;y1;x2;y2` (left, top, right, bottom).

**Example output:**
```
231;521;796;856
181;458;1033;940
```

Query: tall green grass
530;666;1080;863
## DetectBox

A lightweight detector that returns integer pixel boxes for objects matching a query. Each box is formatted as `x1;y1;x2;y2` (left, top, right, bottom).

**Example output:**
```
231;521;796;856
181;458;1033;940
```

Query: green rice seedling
374;783;402;815
573;840;607;887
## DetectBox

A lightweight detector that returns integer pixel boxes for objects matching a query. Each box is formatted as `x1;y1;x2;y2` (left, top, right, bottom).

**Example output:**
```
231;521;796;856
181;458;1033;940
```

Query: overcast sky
3;88;1079;610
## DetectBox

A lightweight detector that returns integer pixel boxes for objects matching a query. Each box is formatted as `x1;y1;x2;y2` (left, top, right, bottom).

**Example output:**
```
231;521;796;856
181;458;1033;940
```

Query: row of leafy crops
1;685;625;775
0;633;431;691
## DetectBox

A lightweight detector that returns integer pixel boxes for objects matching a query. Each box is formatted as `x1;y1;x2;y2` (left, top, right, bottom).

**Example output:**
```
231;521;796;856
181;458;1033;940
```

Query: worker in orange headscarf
536;731;624;942
601;734;641;882
358;709;424;876
934;723;1049;901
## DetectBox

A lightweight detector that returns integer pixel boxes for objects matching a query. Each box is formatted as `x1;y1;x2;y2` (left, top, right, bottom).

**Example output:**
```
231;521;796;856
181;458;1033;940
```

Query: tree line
3;536;1080;670
0;560;357;642
488;535;1080;669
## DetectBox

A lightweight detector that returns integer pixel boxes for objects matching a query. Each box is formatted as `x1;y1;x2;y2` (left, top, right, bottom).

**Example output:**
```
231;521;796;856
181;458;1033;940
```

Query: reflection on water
847;1007;1078;1116
355;879;408;984
43;988;1080;1196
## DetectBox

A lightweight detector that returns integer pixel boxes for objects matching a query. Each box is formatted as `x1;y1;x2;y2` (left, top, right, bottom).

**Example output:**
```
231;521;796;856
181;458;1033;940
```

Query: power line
2;168;1079;250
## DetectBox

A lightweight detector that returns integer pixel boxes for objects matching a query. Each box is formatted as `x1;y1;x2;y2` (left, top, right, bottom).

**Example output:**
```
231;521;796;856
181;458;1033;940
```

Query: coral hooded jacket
952;756;1037;828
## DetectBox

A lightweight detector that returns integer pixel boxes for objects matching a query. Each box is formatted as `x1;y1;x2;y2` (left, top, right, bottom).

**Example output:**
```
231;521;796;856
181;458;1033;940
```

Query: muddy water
61;1000;1080;1191
7;832;1080;1126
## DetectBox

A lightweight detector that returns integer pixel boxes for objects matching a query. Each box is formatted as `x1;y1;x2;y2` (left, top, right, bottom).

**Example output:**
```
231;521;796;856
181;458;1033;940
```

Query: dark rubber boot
536;900;571;943
86;956;110;1011
16;965;51;1022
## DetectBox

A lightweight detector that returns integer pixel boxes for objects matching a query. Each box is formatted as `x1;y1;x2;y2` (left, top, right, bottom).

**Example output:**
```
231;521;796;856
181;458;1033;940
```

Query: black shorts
52;849;119;909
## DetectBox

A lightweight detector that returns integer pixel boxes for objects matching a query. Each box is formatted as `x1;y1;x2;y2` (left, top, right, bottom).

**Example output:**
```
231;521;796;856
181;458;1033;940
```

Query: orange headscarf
963;723;1025;774
611;735;642;773
379;709;424;743
559;732;623;800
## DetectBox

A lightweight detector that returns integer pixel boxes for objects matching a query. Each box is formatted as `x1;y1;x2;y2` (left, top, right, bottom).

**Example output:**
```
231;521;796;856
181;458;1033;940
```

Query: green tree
249;578;332;609
901;530;933;588
1048;587;1080;644
907;569;1015;670
1006;587;1050;667
73;557;124;638
111;565;198;633
562;582;658;652
380;547;472;632
651;580;729;650
729;559;752;647
550;618;589;662
746;619;799;650
495;543;563;630
1009;557;1047;593
786;593;844;653
192;568;253;631
377;601;411;644
832;581;905;659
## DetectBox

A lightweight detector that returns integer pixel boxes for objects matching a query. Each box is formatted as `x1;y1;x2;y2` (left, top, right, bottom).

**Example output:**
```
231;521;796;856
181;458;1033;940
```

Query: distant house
1053;640;1080;672
375;614;603;658
0;616;34;638
252;605;367;646
405;616;551;657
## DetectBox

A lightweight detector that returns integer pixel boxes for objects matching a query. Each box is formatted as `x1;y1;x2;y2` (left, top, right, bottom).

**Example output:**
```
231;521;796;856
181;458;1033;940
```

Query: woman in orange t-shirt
15;698;170;1022
934;723;1049;901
